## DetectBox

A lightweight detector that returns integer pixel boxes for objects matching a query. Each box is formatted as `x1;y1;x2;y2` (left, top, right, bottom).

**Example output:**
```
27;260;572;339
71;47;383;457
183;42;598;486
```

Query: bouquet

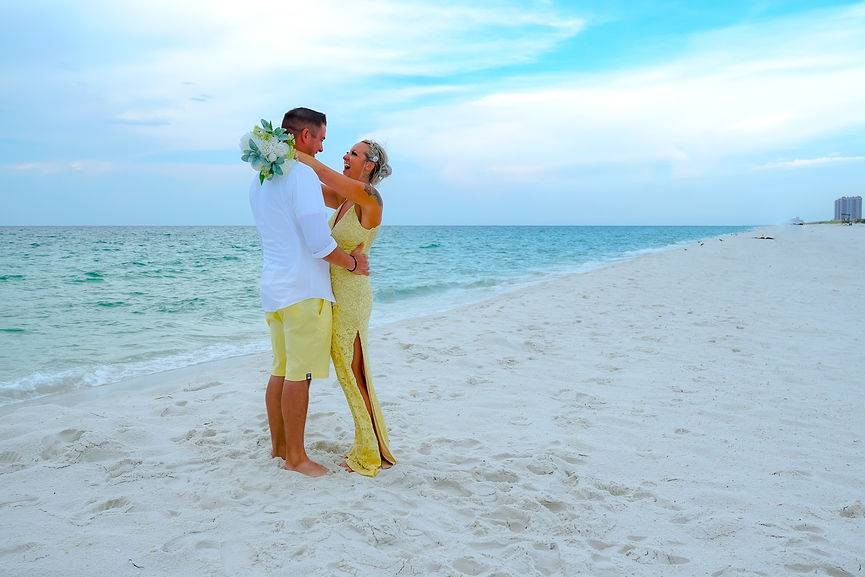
240;119;296;184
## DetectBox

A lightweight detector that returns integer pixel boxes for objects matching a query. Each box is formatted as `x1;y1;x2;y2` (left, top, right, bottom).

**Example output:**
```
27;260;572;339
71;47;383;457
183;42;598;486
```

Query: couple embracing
249;107;396;477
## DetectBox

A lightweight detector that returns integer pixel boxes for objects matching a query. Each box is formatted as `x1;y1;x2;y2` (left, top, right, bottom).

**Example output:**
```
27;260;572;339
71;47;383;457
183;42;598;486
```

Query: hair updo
362;140;392;185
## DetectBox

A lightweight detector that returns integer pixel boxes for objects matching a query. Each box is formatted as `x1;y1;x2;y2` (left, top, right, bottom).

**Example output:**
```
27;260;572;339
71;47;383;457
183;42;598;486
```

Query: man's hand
350;243;369;275
322;243;369;275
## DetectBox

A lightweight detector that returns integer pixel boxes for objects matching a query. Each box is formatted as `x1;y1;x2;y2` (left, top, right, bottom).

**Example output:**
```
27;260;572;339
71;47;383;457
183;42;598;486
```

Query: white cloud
68;0;584;149
109;111;173;126
371;3;865;186
757;156;865;170
1;161;116;174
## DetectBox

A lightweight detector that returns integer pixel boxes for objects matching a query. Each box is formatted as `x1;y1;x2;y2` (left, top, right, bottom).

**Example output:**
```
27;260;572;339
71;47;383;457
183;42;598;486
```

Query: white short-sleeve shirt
249;161;337;312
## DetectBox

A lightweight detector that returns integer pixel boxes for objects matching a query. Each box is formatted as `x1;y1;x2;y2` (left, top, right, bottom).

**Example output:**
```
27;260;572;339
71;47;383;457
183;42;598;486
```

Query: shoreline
1;225;757;412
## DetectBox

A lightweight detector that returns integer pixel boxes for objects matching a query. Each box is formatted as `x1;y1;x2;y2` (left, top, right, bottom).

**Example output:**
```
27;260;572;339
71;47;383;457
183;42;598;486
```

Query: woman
296;140;396;477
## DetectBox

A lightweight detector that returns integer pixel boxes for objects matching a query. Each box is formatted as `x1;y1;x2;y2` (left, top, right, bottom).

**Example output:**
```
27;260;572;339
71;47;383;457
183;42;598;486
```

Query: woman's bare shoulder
363;184;383;207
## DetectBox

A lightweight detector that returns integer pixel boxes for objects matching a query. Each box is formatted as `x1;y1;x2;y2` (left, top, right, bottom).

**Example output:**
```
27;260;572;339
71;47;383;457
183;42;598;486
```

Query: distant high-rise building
835;196;862;221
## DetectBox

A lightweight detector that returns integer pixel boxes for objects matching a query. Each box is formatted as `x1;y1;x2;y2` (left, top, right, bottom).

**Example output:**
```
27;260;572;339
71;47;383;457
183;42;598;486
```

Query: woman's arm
321;184;341;209
297;151;383;218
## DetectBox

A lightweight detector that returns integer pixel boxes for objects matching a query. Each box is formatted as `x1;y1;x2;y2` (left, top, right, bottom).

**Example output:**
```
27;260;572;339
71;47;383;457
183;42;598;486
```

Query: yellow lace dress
329;203;396;476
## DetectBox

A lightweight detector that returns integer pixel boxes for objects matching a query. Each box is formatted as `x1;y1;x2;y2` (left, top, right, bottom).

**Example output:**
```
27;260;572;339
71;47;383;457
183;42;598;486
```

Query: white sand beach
1;224;863;577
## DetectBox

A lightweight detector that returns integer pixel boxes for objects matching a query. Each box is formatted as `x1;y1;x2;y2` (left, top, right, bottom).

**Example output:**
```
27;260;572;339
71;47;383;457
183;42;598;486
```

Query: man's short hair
282;107;326;136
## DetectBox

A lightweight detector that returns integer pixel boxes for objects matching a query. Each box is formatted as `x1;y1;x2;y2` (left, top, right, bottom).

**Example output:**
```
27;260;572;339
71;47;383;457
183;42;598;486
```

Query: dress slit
350;331;393;466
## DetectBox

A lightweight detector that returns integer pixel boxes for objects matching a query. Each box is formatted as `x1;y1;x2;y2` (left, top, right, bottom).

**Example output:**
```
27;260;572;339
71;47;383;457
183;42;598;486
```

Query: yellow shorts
265;298;332;381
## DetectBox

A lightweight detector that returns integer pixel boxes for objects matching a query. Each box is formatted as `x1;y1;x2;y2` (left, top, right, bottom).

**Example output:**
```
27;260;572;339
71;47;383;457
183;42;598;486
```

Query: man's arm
323;243;369;276
294;168;369;275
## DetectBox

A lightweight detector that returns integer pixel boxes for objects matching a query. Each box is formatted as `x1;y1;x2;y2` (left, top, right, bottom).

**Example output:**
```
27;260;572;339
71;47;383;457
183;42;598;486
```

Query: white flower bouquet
240;119;296;184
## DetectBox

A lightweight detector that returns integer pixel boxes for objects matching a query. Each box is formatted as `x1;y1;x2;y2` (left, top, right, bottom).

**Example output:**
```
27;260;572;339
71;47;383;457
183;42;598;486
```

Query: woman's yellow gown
329;203;396;476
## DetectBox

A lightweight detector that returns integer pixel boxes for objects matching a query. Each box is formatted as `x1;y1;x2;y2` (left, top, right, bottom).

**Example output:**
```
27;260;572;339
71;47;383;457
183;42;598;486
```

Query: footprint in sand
102;458;142;478
792;523;829;544
553;447;590;465
588;539;614;551
183;381;224;392
523;340;545;353
0;450;22;466
435;437;481;450
540;499;567;513
595;364;623;373
40;430;123;464
839;501;865;518
771;469;813;479
58;428;85;442
451;557;488;576
161;532;220;555
485;505;531;533
472;466;519;484
527;462;556;476
160;405;187;417
619;544;689;566
594;480;631;497
431;476;472;498
785;563;857;577
91;496;131;514
445;453;479;466
0;542;48;562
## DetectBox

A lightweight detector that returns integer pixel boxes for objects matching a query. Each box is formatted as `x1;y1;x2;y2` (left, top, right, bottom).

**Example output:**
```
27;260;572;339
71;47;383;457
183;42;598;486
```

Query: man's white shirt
249;161;337;312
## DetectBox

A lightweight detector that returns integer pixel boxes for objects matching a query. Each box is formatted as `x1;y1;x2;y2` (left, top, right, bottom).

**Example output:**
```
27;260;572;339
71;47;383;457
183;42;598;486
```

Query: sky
1;0;864;225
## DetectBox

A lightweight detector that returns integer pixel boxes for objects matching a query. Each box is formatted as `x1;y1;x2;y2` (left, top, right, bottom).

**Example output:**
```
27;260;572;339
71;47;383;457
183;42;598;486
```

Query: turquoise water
0;225;749;404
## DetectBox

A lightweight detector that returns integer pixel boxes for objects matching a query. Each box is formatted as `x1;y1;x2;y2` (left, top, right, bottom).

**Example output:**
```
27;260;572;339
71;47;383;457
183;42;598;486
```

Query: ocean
0;225;750;405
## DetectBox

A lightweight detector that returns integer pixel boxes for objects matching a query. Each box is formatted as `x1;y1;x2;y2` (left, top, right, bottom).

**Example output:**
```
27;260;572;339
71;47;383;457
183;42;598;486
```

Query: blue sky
2;0;864;225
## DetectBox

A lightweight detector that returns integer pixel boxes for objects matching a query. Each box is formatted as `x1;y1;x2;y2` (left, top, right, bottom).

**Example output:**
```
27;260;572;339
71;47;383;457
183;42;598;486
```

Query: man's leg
265;310;288;460
265;374;287;459
281;377;328;476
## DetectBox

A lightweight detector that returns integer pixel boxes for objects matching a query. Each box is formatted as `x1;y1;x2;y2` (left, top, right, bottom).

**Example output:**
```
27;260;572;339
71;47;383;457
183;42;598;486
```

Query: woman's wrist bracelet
348;255;357;272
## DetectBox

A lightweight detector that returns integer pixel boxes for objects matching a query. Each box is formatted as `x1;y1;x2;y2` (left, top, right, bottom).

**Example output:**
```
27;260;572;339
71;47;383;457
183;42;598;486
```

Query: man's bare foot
282;458;329;477
339;460;355;473
381;460;394;470
271;449;285;460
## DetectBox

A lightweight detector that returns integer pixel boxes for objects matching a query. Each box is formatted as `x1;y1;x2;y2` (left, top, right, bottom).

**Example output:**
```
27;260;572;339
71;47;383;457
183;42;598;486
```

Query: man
249;107;368;477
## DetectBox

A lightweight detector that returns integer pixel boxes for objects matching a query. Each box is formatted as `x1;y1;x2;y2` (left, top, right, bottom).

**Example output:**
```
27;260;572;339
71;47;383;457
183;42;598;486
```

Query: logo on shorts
306;372;312;381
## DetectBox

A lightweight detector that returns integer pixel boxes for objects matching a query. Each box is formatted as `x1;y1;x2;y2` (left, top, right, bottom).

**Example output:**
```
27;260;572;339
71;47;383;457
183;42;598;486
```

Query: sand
1;224;863;577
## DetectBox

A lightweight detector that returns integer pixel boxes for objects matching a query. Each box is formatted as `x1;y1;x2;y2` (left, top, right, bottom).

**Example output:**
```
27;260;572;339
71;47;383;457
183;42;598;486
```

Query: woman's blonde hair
362;140;392;185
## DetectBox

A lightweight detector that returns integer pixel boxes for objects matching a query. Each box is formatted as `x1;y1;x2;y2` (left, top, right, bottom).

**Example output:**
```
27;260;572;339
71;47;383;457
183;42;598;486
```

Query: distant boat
789;217;805;225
